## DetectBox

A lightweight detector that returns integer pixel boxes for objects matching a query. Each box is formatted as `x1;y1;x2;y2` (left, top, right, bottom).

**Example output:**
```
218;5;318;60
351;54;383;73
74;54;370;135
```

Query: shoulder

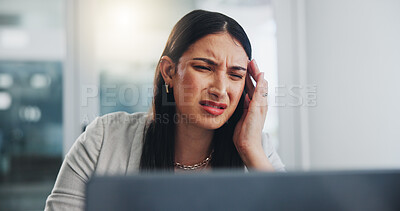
45;112;150;209
71;111;149;156
94;111;150;153
84;111;149;131
98;111;149;127
98;111;149;143
92;111;150;174
84;111;149;141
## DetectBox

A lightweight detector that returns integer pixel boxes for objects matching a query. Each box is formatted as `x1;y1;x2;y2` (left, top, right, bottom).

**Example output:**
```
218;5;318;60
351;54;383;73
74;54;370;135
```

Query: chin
196;121;223;130
194;114;230;130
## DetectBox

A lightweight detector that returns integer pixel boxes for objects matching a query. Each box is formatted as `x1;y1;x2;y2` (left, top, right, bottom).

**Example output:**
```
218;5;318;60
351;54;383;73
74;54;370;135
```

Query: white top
45;112;285;210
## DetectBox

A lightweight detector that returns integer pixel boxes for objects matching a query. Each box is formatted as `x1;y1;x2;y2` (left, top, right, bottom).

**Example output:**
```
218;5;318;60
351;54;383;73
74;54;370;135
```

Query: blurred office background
0;0;399;210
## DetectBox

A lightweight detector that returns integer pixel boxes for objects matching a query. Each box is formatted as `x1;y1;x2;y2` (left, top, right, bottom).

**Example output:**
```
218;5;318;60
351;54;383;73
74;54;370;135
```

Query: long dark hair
139;10;252;171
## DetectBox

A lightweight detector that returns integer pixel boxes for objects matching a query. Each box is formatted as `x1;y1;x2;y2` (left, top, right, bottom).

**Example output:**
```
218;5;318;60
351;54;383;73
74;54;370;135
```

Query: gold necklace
174;150;214;170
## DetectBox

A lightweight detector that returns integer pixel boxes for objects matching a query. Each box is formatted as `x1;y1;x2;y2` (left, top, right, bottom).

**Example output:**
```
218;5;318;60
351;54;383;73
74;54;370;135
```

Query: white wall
274;0;400;170
306;0;400;170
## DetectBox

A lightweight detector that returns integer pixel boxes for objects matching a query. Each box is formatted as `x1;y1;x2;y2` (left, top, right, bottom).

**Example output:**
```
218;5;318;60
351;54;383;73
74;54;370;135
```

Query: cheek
174;72;203;104
230;82;245;104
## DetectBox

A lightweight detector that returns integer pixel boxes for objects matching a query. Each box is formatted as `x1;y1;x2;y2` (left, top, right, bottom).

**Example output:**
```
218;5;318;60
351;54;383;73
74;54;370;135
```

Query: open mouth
199;100;227;116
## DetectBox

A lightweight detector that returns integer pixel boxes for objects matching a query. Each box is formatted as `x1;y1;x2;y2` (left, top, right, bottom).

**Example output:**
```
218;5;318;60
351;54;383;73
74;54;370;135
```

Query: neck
174;118;214;165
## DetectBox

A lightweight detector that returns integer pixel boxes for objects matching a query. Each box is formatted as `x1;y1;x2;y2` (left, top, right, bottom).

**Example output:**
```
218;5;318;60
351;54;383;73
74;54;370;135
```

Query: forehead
182;33;248;63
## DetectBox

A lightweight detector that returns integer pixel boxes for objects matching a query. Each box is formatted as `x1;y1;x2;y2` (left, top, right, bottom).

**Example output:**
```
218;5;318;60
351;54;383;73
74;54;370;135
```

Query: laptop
86;170;400;211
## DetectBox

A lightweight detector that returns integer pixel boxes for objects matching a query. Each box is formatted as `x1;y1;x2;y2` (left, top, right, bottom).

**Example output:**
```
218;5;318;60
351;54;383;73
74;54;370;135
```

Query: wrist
237;145;275;172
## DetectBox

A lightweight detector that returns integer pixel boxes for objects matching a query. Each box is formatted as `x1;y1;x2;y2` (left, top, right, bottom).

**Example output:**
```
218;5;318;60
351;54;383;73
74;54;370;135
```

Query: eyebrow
192;57;247;71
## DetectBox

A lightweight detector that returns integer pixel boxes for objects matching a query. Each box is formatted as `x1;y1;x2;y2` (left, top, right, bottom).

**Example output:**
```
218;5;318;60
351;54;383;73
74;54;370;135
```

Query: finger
248;59;263;82
244;93;250;109
237;93;250;128
253;72;269;106
242;93;250;117
245;72;255;100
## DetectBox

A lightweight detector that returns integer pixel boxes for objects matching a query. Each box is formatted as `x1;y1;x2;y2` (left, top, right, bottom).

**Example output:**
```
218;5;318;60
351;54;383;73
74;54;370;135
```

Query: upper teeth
206;104;220;109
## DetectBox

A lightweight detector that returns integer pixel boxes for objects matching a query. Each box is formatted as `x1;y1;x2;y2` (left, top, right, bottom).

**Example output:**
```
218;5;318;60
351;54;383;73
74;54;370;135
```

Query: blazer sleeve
45;117;104;211
261;132;286;172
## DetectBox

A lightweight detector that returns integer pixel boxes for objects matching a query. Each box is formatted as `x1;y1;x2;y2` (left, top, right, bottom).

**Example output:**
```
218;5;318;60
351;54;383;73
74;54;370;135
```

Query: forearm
237;144;275;172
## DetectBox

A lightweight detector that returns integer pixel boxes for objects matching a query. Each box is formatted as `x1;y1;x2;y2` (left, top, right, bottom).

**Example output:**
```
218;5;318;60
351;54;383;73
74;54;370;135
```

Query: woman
45;9;285;210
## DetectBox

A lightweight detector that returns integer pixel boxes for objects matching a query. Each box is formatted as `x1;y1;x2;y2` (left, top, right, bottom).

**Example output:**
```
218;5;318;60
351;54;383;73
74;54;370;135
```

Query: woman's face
171;32;248;130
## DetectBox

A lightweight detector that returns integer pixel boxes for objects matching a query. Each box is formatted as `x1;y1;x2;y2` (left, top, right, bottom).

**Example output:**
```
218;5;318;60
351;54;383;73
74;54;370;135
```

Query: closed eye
193;65;211;71
231;74;244;79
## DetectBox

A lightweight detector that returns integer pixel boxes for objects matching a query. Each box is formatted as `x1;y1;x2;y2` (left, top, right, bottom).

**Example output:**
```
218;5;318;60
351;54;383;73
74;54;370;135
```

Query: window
0;0;65;210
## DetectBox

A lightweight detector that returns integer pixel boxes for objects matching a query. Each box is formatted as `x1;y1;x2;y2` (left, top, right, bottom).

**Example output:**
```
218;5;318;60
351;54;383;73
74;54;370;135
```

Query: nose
208;71;227;100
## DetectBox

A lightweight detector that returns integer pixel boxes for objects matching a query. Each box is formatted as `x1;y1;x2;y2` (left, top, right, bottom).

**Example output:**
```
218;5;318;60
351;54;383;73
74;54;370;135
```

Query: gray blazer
45;112;285;210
